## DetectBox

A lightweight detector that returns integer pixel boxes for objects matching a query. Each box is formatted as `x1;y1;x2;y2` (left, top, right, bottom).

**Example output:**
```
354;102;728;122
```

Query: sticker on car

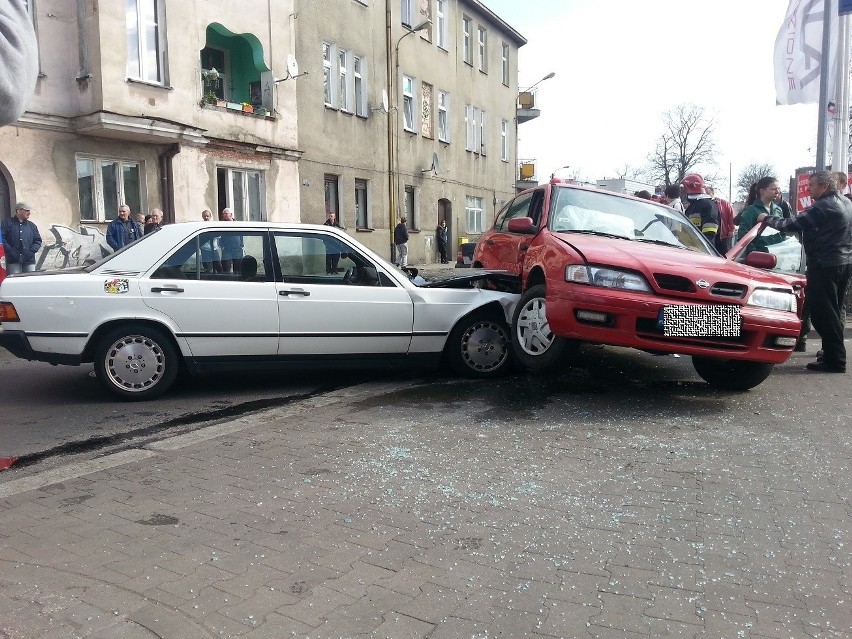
104;278;129;294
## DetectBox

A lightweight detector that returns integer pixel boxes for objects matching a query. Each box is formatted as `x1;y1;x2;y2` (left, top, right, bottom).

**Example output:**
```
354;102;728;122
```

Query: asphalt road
2;334;847;476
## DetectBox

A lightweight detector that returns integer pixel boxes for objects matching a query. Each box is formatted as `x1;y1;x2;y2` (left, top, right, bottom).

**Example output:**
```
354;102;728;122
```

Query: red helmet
681;173;706;195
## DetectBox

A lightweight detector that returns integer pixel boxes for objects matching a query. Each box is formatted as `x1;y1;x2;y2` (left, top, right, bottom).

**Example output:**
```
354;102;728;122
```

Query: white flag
774;0;839;105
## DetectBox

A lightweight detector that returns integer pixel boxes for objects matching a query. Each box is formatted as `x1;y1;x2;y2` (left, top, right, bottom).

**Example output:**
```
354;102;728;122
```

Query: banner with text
775;0;839;105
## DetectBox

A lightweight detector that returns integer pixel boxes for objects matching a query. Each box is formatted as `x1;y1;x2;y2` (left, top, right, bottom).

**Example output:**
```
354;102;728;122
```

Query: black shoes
806;361;846;373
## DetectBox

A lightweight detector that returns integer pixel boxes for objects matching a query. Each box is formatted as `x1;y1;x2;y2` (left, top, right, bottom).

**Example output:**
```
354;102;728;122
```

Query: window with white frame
501;120;509;161
404;185;416;229
401;0;414;27
76;156;144;222
323;42;334;106
438;91;450;143
125;0;167;84
436;0;448;49
464;104;474;151
402;75;415;132
478;109;486;155
501;42;509;86
338;48;350;112
355;179;369;228
462;16;472;65
354;56;366;116
217;167;265;221
465;105;485;154
477;26;487;72
466;195;484;234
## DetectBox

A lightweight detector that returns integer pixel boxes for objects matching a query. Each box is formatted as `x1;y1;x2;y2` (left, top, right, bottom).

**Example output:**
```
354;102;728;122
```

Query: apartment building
0;0;300;232
295;0;527;262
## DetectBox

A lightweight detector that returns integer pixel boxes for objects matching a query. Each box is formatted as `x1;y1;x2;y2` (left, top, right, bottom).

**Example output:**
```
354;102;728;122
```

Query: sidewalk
1;371;850;638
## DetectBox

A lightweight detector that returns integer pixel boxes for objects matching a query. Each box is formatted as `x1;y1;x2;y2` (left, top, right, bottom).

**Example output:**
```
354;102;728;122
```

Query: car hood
554;233;794;290
412;269;519;291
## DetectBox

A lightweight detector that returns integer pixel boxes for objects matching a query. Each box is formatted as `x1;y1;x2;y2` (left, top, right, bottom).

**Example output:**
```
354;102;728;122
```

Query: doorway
0;162;14;222
437;198;451;263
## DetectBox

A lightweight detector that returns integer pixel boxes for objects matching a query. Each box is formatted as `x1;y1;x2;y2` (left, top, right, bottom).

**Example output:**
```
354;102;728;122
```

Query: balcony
517;89;542;124
516;159;537;191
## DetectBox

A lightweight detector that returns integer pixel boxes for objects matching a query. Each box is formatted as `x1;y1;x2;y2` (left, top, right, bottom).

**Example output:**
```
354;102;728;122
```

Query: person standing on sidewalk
758;171;852;373
106;204;142;251
1;202;42;274
394;216;409;267
323;210;342;274
436;220;449;263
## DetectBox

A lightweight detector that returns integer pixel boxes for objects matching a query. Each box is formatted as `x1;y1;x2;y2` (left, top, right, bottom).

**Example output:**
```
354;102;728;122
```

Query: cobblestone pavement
0;348;850;639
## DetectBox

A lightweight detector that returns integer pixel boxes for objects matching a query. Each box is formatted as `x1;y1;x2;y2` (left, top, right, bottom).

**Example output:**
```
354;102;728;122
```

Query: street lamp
524;71;555;92
551;165;570;179
386;18;433;261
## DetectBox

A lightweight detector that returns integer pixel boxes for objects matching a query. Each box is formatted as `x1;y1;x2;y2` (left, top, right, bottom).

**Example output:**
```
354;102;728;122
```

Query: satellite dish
286;54;299;78
431;152;441;175
381;89;389;113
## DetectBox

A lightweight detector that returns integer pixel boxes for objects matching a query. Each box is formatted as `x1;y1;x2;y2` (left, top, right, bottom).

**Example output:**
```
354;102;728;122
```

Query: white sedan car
0;223;518;400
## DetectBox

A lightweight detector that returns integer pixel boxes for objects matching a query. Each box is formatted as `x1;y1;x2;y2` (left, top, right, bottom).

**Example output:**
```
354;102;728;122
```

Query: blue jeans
6;263;36;274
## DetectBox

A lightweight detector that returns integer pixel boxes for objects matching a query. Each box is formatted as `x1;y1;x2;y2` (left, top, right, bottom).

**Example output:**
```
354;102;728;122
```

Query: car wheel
692;357;774;390
511;285;574;371
446;312;512;378
94;324;179;400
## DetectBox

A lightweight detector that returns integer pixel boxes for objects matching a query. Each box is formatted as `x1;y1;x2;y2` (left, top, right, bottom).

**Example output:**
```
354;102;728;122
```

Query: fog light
576;310;609;324
775;336;797;347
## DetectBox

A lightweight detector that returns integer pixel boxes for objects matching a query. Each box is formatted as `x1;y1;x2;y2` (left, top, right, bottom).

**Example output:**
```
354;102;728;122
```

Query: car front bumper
546;284;801;364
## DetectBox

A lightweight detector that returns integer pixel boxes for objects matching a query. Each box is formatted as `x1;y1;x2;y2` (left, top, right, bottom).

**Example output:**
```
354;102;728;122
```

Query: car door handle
279;289;310;297
519;244;529;251
151;286;184;293
486;239;495;245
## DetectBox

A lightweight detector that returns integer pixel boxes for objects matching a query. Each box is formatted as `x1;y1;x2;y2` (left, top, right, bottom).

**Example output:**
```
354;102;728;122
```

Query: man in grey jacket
0;0;39;126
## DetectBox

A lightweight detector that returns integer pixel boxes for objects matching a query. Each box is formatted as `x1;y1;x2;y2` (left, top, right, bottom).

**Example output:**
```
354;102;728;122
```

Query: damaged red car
473;180;801;390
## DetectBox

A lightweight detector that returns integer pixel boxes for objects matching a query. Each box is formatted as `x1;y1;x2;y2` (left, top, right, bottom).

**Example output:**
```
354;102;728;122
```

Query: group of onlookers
655;171;852;375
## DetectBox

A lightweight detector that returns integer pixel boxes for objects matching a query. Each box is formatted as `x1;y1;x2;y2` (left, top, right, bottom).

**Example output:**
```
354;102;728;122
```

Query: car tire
446;312;512;378
692;357;774;391
511;284;576;372
94;324;180;400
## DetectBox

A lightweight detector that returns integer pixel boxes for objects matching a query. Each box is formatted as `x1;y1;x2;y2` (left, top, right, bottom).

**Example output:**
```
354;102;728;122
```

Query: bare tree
646;104;718;188
735;162;777;200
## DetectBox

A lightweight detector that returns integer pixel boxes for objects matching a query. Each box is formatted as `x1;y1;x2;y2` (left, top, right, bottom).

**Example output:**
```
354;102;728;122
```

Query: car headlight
565;265;651;292
747;288;797;313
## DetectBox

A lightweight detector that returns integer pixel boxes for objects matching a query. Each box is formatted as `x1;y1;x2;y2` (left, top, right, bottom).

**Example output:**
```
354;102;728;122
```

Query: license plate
657;305;741;337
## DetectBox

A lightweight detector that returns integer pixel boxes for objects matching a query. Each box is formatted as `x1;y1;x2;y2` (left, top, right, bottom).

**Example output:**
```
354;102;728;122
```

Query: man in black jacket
1;202;42;274
758;171;852;373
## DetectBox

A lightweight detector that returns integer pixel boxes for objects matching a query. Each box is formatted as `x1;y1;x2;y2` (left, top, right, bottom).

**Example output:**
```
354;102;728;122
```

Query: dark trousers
806;264;852;368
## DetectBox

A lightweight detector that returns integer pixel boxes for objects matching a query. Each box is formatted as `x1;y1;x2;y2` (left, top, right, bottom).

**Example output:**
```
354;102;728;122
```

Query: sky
482;0;822;198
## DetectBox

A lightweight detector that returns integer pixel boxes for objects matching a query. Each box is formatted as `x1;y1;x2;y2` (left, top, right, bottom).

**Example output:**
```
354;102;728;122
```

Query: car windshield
82;231;159;272
549;188;714;254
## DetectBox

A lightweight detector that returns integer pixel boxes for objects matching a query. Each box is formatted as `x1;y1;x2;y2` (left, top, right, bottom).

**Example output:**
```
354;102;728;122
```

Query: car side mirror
744;251;777;269
507;217;537;234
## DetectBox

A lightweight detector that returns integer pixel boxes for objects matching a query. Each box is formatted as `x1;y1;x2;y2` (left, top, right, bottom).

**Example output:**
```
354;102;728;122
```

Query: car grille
654;274;695;293
710;282;748;299
635;317;748;350
101;269;142;277
653;274;748;300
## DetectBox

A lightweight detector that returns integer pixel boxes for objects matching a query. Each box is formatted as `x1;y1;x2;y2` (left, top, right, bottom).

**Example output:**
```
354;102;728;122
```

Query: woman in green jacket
735;176;786;254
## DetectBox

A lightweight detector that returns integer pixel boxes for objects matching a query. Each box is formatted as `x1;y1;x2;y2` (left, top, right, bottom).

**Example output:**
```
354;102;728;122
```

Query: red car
473;180;802;390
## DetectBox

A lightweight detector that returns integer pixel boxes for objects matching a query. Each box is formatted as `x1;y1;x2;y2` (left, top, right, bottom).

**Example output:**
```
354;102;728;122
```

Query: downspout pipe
386;0;395;262
159;144;180;223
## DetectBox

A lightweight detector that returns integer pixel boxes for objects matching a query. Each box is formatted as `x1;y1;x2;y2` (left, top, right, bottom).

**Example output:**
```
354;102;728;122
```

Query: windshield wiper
559;229;633;240
634;238;689;250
